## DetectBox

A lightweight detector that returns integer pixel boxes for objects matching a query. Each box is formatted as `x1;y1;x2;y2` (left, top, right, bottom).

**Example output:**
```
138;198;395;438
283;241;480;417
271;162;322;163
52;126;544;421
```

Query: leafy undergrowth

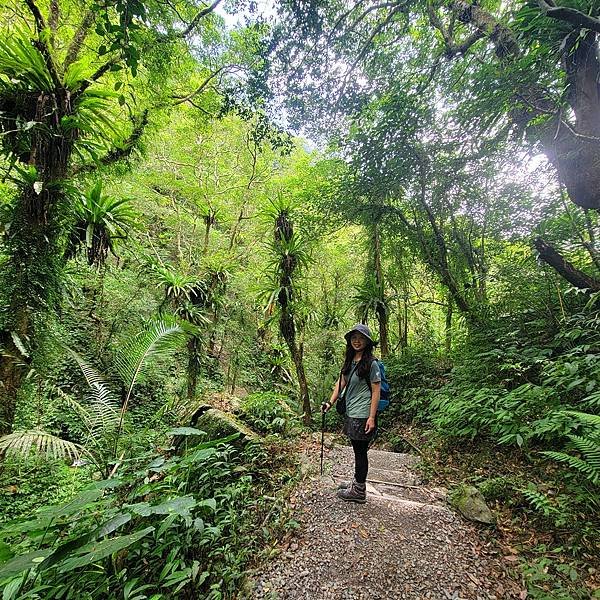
0;435;300;600
389;424;600;600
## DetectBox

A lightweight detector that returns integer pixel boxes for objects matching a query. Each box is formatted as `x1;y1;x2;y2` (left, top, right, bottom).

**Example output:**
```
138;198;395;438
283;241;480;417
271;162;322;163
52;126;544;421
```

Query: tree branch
63;9;96;69
49;0;59;38
179;0;222;37
534;237;600;291
172;65;238;105
24;0;46;33
450;0;520;59
72;110;149;174
75;59;118;97
537;0;600;34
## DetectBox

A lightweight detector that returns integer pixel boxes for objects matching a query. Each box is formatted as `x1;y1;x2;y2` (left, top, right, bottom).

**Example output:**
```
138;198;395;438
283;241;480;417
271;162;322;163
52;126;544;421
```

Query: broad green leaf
58;527;154;573
168;427;206;436
0;549;52;577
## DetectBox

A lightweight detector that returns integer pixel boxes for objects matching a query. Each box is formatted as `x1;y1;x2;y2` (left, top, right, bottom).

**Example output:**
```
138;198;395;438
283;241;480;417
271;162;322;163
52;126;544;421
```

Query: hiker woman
322;324;381;503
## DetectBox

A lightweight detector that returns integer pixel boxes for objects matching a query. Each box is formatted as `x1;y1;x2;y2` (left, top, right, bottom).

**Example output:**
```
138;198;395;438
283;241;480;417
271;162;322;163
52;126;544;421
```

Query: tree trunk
372;224;389;357
280;313;311;424
416;161;474;318
445;299;453;354
0;88;76;434
289;340;311;425
187;337;200;400
274;210;311;424
534;237;600;291
450;2;600;209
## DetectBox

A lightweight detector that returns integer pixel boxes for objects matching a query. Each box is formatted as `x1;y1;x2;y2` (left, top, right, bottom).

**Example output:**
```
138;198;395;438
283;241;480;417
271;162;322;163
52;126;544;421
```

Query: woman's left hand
365;417;376;434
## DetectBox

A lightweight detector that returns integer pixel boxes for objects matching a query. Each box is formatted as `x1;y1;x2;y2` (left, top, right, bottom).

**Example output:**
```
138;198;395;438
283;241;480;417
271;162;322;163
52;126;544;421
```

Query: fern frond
521;486;556;517
68;349;109;389
0;430;82;461
113;318;185;391
86;382;120;436
542;451;600;485
562;411;600;427
567;434;600;468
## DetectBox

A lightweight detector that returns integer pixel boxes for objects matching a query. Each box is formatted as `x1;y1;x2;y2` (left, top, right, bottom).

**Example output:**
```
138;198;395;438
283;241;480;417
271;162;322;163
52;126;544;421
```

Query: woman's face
350;332;369;351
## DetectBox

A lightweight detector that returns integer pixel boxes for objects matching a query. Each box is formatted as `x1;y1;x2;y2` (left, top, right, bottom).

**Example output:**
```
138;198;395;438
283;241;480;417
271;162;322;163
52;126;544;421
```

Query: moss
450;484;496;525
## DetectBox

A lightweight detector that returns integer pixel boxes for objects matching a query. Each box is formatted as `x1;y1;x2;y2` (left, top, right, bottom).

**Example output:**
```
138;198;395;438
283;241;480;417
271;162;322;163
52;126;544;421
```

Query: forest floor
248;436;525;600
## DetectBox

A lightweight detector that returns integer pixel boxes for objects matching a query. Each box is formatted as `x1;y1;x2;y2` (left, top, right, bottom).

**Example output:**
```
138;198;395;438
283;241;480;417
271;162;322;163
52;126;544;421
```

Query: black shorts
343;416;377;441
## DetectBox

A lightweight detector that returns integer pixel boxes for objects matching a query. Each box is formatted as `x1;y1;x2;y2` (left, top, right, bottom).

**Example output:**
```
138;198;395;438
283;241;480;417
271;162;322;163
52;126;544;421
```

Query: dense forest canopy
0;0;599;597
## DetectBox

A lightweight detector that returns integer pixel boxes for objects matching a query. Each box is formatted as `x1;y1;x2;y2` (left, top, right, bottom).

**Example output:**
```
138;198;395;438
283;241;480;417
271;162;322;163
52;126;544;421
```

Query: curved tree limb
179;0;222;37
537;0;600;34
534;237;600;292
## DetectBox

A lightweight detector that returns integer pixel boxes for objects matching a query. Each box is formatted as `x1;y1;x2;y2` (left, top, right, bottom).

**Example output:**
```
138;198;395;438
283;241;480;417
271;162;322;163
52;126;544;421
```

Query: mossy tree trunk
0;86;76;435
274;209;311;424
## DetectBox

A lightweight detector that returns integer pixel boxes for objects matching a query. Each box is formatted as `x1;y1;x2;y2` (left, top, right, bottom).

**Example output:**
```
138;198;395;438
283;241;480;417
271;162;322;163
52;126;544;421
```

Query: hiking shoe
336;480;351;490
336;481;366;503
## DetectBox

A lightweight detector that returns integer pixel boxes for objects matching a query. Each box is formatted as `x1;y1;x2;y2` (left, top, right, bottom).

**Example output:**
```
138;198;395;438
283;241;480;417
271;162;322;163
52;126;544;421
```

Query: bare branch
172;65;241;105
336;3;406;102
23;0;46;33
49;0;59;35
179;0;222;37
24;0;62;89
428;2;484;57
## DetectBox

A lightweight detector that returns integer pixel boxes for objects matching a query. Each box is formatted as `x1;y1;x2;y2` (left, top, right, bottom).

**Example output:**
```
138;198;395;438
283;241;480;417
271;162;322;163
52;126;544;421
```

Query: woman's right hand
321;401;332;413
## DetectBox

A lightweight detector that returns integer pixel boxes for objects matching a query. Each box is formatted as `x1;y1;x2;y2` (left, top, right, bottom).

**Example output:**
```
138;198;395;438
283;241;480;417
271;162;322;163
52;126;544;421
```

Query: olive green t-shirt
343;360;381;418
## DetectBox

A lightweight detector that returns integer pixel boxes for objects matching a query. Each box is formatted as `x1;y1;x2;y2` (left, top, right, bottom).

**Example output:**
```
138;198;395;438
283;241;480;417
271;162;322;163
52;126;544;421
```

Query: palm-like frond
114;318;186;395
0;430;82;461
68;349;108;389
111;318;186;457
85;383;120;437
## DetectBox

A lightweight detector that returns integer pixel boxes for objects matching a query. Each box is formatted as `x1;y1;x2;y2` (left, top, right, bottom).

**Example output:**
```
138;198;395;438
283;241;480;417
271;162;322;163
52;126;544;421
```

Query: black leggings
351;439;370;484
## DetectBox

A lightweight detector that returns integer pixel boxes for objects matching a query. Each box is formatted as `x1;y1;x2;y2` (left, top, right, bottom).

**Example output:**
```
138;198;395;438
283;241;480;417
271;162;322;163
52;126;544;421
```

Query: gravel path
248;440;524;600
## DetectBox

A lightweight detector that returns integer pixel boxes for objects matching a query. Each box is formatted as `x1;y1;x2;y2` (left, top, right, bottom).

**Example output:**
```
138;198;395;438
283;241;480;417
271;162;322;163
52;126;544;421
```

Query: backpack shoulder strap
365;357;379;392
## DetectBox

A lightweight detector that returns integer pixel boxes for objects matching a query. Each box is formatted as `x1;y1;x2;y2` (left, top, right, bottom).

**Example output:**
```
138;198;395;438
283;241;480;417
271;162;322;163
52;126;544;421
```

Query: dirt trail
249;441;524;600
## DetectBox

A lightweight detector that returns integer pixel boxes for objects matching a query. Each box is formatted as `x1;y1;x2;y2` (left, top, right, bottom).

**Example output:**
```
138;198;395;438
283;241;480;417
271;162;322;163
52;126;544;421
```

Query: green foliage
0;460;87;524
0;437;296;599
240;392;299;434
68;182;138;266
542;411;600;487
520;555;592;600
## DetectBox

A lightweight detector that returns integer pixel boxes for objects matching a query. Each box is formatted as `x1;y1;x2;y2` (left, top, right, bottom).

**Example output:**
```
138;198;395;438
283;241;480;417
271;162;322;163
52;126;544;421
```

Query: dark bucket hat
344;323;377;345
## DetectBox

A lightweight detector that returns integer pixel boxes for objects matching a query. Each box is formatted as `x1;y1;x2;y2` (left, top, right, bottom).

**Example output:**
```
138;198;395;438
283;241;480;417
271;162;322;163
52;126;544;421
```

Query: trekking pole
320;408;325;476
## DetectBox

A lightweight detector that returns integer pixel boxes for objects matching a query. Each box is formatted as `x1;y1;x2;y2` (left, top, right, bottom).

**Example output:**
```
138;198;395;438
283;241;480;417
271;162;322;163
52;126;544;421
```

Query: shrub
239;392;298;434
0;435;295;599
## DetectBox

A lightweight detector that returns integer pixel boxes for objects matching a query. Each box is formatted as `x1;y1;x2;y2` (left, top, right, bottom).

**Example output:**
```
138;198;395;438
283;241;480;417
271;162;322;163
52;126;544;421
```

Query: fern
0;430;82;460
114;318;185;393
112;318;186;458
521;486;556;517
542;411;600;485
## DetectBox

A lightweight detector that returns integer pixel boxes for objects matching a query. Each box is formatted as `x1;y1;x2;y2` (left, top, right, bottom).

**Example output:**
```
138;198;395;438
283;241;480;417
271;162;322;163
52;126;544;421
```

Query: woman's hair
342;341;375;380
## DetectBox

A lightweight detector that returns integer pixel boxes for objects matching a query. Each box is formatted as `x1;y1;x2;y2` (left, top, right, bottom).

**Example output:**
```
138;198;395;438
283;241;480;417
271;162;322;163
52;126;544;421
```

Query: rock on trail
248;443;523;600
